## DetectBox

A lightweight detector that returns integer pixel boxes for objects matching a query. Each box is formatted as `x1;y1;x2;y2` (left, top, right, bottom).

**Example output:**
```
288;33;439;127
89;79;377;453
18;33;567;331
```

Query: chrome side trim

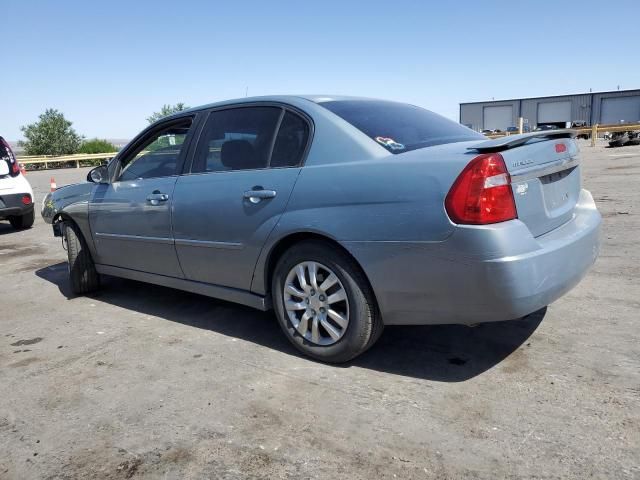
94;232;244;249
174;238;244;250
94;232;174;245
510;156;580;183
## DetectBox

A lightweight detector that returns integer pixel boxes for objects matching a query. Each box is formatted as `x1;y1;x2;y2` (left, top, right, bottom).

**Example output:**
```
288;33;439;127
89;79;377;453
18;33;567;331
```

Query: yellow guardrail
14;123;640;171
16;148;183;170
485;122;640;147
583;123;640;147
16;153;118;169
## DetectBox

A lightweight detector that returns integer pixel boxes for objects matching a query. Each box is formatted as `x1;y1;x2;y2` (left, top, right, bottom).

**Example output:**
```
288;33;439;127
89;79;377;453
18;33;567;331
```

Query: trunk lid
468;131;581;237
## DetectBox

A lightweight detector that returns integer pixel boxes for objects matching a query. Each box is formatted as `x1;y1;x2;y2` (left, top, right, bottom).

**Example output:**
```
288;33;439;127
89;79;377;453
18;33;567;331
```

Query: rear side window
193;107;282;173
320;100;483;154
270;111;309;167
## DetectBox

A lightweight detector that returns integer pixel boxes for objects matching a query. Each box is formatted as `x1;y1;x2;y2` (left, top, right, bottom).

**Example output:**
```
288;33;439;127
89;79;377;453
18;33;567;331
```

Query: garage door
600;96;640;124
483;106;513;131
538;101;571;123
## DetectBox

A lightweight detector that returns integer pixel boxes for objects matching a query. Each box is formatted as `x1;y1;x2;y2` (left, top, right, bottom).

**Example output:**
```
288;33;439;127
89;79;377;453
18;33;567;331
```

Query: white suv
0;137;34;229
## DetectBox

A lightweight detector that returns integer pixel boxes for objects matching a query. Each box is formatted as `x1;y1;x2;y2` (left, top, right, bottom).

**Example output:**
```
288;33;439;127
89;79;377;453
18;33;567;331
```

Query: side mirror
0;161;9;176
87;165;109;184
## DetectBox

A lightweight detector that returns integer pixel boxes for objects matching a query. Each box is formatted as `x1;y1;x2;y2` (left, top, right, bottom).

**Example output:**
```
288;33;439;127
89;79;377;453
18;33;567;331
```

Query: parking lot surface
1;142;639;479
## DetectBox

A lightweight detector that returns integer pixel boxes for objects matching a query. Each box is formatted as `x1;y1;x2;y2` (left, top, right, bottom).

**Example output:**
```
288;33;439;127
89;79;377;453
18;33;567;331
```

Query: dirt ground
1;141;638;479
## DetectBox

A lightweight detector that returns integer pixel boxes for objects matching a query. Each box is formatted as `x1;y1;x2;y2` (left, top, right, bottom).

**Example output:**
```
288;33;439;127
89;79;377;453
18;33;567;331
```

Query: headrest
220;140;261;169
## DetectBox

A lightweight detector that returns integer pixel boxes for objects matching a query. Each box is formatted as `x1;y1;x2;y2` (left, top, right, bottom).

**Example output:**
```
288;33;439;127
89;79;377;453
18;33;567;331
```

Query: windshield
319;100;483;153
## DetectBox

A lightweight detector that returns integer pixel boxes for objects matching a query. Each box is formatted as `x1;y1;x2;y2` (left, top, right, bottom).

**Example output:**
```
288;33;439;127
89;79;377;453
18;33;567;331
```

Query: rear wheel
272;241;382;363
64;221;100;294
9;210;34;229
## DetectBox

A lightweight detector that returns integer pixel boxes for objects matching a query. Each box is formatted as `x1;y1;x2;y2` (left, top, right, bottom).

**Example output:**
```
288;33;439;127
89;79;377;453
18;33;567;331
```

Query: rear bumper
0;193;34;218
344;189;601;325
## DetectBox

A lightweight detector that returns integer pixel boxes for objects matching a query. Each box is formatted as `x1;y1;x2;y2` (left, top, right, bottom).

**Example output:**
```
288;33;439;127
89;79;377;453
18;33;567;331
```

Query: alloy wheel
283;261;350;346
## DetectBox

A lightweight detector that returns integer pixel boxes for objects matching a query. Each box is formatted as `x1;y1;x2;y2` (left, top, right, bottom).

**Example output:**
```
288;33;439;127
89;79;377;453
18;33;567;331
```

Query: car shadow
0;222;18;235
36;262;545;382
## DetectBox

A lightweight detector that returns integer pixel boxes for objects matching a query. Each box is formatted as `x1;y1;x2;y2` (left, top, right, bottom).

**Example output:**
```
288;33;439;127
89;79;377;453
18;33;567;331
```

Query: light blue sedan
42;96;601;362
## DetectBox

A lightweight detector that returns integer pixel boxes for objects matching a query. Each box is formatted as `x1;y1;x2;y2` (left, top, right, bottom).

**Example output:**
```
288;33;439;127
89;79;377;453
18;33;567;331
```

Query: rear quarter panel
250;140;481;295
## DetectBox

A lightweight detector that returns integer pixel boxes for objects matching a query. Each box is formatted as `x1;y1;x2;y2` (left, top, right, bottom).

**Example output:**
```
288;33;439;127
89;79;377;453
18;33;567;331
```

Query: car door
172;105;311;290
89;116;196;277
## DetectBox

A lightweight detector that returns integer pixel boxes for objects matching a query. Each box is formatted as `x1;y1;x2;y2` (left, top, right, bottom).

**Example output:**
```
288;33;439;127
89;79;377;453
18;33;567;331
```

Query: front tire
272;241;382;363
9;210;34;229
64;221;100;295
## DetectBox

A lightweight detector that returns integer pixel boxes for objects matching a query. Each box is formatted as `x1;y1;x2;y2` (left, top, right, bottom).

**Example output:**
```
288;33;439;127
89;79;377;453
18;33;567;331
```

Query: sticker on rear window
374;136;405;151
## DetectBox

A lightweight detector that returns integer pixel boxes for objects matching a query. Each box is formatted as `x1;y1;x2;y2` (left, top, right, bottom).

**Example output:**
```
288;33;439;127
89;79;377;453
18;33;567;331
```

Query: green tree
19;109;83;156
146;103;190;124
78;138;118;154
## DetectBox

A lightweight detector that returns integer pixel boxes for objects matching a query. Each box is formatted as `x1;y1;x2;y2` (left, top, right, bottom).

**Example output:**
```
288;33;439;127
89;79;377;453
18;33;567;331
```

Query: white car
0;137;34;229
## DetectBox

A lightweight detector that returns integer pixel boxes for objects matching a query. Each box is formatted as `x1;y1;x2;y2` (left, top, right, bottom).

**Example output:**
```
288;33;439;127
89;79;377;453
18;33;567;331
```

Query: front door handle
243;188;277;204
146;191;169;206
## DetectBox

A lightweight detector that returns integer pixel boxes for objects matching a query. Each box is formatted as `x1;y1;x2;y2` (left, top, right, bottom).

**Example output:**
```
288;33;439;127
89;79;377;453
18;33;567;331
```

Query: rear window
320;100;483;154
1;138;12;159
1;137;19;176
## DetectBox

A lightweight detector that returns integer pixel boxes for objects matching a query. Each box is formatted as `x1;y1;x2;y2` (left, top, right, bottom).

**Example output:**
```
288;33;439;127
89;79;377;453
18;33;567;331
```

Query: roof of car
170;95;390;119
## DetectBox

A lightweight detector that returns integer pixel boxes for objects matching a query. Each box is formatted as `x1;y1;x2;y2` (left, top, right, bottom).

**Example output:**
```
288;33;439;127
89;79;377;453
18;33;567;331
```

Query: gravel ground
0;141;638;479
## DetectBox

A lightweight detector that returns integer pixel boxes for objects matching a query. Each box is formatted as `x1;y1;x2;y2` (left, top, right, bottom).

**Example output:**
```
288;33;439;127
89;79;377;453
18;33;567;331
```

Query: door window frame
185;102;315;176
109;113;202;183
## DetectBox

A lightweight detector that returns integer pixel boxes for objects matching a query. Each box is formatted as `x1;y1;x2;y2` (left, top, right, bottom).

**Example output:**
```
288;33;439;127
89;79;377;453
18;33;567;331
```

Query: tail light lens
21;195;32;205
445;152;517;225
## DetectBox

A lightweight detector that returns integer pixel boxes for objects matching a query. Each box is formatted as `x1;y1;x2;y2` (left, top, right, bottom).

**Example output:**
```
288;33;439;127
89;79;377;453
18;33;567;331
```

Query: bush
147;103;189;124
78;138;118;154
19;109;83;156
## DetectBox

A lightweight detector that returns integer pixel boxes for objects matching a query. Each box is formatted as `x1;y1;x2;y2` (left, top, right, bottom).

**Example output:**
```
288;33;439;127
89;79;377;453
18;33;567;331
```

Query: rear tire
272;240;382;363
9;210;34;229
64;221;100;295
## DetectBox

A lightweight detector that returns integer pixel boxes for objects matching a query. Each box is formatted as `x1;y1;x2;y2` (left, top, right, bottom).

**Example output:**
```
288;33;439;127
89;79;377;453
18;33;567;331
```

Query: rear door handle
146;191;169;206
243;188;277;204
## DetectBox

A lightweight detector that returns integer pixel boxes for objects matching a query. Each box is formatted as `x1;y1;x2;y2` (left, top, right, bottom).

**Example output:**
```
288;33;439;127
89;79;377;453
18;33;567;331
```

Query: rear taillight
21;195;32;205
445;152;517;225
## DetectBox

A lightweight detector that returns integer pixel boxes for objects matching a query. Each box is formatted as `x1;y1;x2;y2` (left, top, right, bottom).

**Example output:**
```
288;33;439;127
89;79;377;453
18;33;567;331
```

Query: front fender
41;183;93;222
41;182;97;258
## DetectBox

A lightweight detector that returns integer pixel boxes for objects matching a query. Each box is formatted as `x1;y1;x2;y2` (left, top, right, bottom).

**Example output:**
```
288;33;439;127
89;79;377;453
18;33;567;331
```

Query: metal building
460;89;640;131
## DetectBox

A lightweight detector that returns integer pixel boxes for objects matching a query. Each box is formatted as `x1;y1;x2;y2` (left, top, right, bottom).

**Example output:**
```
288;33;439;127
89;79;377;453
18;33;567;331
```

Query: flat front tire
272;241;382;363
64;221;100;295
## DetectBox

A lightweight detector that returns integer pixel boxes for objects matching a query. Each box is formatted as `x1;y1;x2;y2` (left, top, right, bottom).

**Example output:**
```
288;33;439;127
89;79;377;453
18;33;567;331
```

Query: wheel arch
53;210;98;261
259;231;379;313
53;211;73;224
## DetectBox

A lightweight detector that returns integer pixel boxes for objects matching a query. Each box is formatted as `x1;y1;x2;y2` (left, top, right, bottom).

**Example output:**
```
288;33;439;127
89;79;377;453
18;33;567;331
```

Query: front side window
193;107;282;173
320;100;483;154
118;118;192;181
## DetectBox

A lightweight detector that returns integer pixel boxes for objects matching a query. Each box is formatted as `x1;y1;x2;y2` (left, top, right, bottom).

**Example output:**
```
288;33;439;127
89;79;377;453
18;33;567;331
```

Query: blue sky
3;0;640;141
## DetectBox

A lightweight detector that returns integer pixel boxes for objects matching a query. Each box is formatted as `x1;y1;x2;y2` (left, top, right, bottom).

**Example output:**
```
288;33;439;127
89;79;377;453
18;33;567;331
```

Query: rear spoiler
468;129;576;153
